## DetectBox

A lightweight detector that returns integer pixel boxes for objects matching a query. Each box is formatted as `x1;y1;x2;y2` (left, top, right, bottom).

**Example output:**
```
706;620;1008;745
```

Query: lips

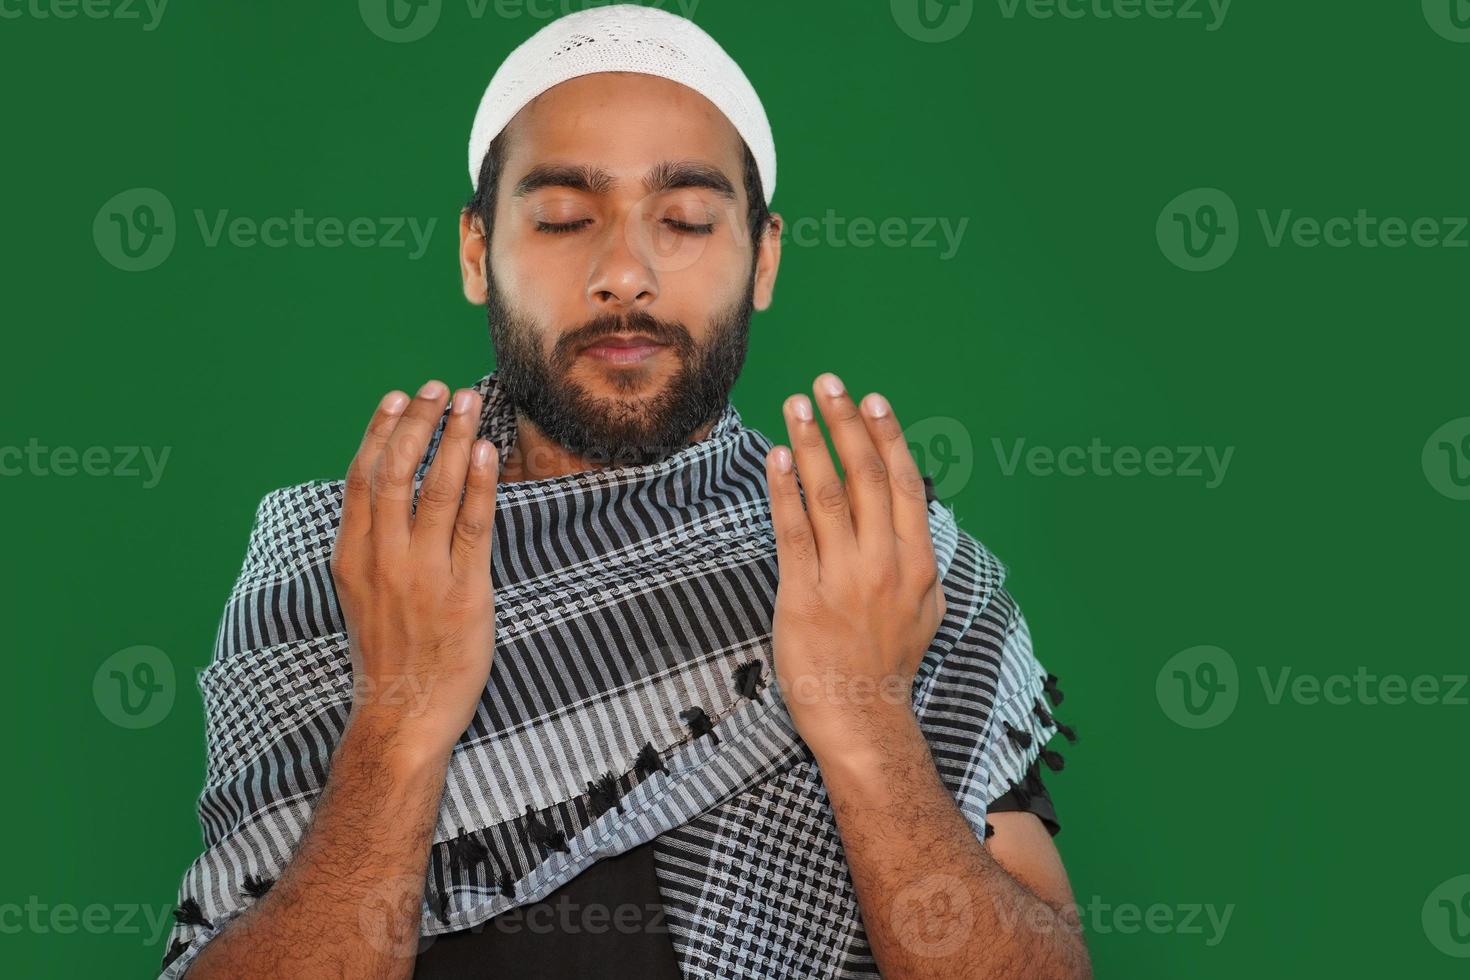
579;332;667;366
580;332;665;350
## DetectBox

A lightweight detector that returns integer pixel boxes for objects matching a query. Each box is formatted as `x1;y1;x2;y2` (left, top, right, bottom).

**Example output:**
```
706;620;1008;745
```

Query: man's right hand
329;380;501;765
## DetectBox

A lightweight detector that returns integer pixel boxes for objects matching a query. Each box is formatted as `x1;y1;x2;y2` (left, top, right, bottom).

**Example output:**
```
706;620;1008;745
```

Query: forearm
187;712;449;979
812;715;1090;980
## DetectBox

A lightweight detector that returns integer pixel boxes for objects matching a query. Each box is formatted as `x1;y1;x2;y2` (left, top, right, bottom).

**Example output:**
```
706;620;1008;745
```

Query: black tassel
983;822;995;841
1043;672;1065;706
1003;721;1032;750
732;660;767;700
523;804;569;856
241;874;274;899
634;741;666;778
433;889;451;926
497;870;516;900
679;706;720;745
1033;698;1053;727
448;828;491;872
161;938;189;970
1035;696;1078;743
172;897;213;930
1040;748;1066;772
587;771;623;817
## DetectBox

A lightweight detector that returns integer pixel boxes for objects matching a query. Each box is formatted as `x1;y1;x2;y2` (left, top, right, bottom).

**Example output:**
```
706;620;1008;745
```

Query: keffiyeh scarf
159;369;1069;979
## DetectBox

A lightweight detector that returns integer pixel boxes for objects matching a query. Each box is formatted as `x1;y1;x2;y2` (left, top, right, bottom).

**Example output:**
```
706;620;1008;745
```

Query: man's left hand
764;372;946;759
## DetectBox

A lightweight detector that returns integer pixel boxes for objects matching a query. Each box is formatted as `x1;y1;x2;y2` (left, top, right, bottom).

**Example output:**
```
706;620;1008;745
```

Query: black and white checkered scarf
159;369;1069;978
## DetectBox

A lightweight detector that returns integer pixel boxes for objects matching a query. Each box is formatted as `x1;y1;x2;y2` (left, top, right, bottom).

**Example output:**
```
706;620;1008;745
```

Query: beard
484;263;755;468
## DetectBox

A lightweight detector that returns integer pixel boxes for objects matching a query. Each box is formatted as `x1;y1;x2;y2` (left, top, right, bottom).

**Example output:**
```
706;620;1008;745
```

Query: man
159;5;1089;978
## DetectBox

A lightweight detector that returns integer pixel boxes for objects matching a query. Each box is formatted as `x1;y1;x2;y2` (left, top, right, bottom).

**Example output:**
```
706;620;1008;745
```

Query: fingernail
791;395;813;421
382;391;409;415
864;393;890;418
818;374;844;398
418;380;446;399
772;446;792;472
473;440;493;467
452;390;474;415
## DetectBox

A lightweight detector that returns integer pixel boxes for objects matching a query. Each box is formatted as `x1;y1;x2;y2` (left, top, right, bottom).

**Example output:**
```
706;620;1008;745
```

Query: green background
2;0;1466;976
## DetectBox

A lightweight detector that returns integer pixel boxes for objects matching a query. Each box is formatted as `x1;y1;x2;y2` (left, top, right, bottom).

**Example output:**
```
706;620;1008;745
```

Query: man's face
470;71;776;466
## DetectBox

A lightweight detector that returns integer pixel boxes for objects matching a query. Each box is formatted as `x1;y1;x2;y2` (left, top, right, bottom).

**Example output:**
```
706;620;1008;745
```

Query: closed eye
534;218;716;236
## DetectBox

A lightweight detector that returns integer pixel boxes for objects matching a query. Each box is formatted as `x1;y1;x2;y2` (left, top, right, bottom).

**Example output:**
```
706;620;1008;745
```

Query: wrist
341;706;452;779
804;705;924;773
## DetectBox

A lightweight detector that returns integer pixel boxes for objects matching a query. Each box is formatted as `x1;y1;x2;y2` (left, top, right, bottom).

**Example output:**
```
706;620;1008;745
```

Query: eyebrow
511;160;738;202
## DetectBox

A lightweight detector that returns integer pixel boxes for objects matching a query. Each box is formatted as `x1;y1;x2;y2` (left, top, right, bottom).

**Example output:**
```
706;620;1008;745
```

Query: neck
498;411;719;484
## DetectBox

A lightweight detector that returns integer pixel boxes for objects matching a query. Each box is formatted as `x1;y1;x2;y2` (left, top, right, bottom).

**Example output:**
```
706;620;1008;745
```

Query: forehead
502;72;745;188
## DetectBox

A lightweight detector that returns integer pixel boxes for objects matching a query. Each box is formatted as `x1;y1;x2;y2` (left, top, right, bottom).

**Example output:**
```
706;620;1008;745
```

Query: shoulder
229;479;346;598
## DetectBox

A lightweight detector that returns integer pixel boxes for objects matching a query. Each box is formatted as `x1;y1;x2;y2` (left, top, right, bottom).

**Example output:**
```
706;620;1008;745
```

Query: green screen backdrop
2;1;1467;976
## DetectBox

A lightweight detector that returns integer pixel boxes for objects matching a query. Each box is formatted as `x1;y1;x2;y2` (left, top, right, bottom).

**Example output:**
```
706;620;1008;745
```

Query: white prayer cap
467;3;776;205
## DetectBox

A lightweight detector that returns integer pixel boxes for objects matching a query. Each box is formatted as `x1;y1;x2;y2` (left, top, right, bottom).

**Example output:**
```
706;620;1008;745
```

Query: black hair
463;128;773;271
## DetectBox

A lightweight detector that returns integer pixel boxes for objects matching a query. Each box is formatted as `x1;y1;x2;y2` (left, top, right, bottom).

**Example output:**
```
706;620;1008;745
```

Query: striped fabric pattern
158;369;1061;978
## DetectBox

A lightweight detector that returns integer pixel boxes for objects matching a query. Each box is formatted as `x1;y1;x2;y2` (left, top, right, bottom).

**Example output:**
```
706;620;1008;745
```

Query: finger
411;388;483;560
856;391;935;557
451;438;500;580
783;390;854;564
765;444;818;589
811;373;894;556
371;379;450;548
340;390;409;542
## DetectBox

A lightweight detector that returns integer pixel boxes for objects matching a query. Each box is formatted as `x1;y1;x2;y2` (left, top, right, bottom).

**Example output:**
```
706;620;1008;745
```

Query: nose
586;212;659;314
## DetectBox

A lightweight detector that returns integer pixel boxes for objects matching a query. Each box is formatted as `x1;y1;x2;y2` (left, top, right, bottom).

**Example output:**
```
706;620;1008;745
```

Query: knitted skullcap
467;3;776;205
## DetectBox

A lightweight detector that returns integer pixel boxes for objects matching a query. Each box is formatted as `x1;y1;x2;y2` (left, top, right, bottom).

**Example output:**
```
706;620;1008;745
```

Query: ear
751;212;783;312
459;209;488;305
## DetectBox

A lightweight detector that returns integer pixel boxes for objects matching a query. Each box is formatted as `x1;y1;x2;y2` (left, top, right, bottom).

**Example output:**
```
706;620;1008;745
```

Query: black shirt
412;764;1057;978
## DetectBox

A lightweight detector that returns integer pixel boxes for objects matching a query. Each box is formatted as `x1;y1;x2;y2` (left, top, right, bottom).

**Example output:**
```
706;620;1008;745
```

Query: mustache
558;309;691;354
